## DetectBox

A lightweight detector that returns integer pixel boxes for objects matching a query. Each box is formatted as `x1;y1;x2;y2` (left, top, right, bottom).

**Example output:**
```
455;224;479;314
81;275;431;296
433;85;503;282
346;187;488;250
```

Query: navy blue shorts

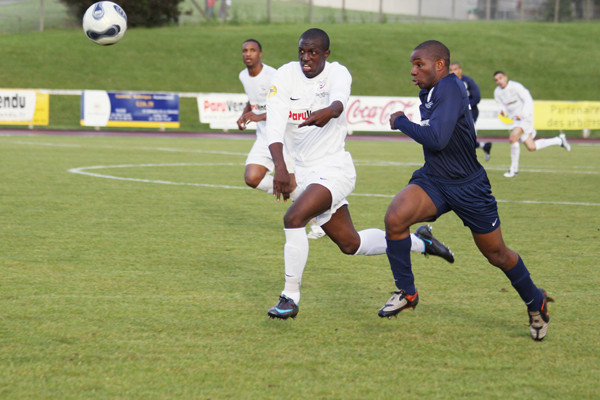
409;167;500;234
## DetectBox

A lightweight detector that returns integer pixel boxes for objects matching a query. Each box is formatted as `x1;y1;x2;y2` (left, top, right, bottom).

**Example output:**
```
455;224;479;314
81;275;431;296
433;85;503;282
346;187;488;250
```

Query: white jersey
494;80;534;121
266;61;352;168
239;63;277;139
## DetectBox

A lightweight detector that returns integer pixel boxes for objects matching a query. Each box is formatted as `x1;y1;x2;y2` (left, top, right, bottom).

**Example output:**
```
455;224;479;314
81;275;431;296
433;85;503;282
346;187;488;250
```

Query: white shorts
511;119;537;142
245;135;295;172
294;151;356;226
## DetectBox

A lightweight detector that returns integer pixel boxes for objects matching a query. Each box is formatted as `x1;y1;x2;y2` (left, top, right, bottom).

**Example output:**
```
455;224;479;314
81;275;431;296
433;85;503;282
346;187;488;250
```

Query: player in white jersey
265;29;454;320
493;71;570;178
237;39;326;238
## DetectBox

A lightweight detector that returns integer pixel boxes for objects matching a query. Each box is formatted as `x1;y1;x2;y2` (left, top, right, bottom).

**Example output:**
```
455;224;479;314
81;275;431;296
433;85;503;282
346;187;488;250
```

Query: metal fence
183;0;599;23
1;0;597;34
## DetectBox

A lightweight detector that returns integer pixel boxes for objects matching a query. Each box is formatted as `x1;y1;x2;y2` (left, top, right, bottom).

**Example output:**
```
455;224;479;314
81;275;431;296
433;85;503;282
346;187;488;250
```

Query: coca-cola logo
346;98;417;126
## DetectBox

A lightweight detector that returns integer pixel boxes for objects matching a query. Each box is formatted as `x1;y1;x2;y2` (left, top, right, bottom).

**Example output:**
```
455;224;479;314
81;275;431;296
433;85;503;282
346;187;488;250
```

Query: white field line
2;138;600;174
68;163;600;207
3;138;599;174
68;163;252;191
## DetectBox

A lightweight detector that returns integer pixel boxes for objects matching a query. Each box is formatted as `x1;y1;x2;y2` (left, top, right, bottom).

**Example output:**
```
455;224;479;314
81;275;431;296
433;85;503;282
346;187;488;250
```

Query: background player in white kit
493;71;571;178
264;29;454;320
236;38;325;238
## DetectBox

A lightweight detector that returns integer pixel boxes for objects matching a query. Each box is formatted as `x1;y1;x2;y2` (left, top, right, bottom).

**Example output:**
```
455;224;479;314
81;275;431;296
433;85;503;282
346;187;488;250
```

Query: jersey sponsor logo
268;85;277;98
318;80;326;90
288;110;311;122
251;104;266;112
290;97;300;101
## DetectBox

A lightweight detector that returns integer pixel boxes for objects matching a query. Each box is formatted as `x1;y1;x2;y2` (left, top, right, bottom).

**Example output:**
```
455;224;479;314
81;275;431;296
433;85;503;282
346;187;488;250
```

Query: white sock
510;142;520;173
255;174;273;194
354;229;426;255
282;227;309;304
534;137;562;150
410;233;426;253
355;228;386;255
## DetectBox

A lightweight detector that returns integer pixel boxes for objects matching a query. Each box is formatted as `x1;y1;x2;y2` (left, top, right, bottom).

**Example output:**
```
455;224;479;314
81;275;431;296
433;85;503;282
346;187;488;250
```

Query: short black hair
414;40;450;68
299;28;330;51
493;70;505;77
243;38;262;52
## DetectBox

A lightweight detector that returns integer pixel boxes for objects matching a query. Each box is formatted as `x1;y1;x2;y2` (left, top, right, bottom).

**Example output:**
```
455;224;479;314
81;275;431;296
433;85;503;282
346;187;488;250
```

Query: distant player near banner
449;62;492;161
265;29;454;320
493;71;571;178
236;38;326;239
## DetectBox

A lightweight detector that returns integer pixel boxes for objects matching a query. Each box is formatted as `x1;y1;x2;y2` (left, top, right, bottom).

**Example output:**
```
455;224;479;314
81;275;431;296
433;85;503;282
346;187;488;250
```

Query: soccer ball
82;1;127;45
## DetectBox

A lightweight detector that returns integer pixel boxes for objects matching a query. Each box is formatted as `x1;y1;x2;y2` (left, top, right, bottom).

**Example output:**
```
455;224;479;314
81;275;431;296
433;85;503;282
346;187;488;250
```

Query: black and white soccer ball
82;1;127;45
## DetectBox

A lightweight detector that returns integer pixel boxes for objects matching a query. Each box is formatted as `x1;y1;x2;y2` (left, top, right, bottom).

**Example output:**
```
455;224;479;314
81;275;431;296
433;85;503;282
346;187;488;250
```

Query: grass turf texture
0;22;598;137
1;133;599;399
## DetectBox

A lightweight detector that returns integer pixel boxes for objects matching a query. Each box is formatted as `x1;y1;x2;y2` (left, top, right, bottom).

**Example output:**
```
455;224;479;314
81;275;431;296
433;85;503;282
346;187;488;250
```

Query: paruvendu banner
0;89;49;126
81;90;180;128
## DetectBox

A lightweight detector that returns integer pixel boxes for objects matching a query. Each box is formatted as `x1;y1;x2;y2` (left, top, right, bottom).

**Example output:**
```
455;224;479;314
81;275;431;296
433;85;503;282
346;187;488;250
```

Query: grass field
1;131;599;399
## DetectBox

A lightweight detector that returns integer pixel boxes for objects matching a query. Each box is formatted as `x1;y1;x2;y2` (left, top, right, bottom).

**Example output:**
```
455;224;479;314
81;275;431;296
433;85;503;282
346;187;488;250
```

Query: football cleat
528;289;554;341
559;133;571;152
268;295;299;320
415;225;454;263
483;142;493;162
378;289;419;319
503;170;518;178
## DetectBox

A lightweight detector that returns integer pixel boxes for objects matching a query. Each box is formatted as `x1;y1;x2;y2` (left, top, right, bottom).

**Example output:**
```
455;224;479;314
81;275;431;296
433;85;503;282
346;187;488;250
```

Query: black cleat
483;142;492;161
378;289;419;319
415;225;454;263
268;295;299;320
528;289;554;341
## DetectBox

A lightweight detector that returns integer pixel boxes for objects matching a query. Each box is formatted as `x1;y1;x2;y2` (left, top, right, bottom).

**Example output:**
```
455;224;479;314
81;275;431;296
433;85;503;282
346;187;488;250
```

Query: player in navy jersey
449;62;492;161
380;40;552;341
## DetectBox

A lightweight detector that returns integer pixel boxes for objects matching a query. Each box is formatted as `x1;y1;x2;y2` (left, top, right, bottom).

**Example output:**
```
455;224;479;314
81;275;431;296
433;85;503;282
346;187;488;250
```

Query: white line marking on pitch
68;163;252;190
3;139;598;174
68;163;600;207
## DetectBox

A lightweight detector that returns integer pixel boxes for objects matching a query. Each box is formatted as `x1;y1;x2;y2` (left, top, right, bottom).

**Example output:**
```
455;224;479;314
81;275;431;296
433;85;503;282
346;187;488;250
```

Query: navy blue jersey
394;74;481;180
460;74;480;121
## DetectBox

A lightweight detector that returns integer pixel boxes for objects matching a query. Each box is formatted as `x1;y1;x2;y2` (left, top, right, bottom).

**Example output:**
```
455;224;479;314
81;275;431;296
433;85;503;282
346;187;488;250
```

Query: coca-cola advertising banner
196;93;513;133
345;96;421;132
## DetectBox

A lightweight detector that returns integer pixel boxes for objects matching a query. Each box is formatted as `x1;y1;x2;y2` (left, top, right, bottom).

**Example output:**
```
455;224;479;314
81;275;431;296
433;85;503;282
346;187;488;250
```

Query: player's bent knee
283;212;306;229
338;242;359;255
384;212;411;234
334;236;361;255
244;175;262;188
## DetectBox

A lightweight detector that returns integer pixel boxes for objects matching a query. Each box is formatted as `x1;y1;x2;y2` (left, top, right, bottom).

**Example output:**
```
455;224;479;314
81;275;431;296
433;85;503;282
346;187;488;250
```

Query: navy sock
503;255;543;311
386;236;416;295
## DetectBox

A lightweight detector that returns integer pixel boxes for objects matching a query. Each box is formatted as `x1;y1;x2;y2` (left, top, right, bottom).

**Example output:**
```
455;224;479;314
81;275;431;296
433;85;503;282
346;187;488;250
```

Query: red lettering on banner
347;99;417;126
203;100;227;112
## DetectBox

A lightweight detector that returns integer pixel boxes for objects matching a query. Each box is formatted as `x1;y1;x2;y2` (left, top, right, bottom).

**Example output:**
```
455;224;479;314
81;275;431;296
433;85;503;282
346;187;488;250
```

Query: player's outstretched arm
298;101;343;128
